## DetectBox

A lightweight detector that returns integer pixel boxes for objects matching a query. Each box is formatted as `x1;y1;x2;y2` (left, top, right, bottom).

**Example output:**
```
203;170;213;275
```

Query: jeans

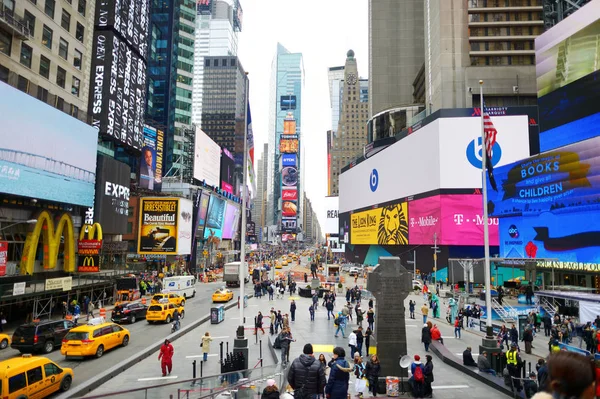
482;368;496;376
357;342;363;356
335;325;346;337
455;327;461;338
281;346;290;364
423;315;428;324
291;311;295;321
368;321;374;330
327;310;335;320
203;352;208;361
424;342;430;352
349;345;356;357
310;312;315;321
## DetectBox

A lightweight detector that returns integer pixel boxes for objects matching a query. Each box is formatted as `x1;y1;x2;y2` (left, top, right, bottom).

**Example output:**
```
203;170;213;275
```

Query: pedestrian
287;343;326;398
326;347;351;399
86;301;95;321
523;326;534;354
290;300;297;322
531;351;595;399
352;354;367;398
356;305;364;326
506;343;522;392
309;304;316;321
366;308;375;330
348;330;358;357
304;273;308;283
368;298;373;309
365;327;372;355
409;355;425;398
326;300;335;320
346;302;353;322
255;311;265;335
423;355;434;398
334;311;347;338
279;327;295;365
319;353;328;375
422;323;432;352
355;327;364;356
477;351;496;376
261;379;280;399
365;354;381;397
409;300;415;319
421;303;429;324
158;339;174;377
454;317;461;339
201;332;212;362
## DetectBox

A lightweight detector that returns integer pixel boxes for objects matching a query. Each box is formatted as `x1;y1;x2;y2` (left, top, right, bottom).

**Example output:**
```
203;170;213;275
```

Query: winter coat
421;327;432;344
477;354;491;371
288;354;326;396
290;303;297;313
365;360;381;381
261;387;280;399
201;335;212;354
430;326;441;341
325;357;350;399
348;332;357;347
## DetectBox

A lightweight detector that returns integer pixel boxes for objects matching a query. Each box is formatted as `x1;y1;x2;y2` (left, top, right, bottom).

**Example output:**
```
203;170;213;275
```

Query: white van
163;275;196;298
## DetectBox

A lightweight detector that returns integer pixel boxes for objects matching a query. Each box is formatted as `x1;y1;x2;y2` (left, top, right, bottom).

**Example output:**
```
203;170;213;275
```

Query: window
127;222;133;234
0;28;11;55
71;105;78;118
56;66;66;88
73;49;82;69
8;373;26;393
75;22;84;42
56;96;64;110
58;38;68;59
17;75;28;92
19;43;32;68
39;55;50;78
44;0;55;18
27;367;43;385
42;25;53;49
0;65;8;83
71;76;80;96
37;86;48;101
23;10;35;35
3;0;14;10
44;363;62;377
61;9;71;31
77;0;86;15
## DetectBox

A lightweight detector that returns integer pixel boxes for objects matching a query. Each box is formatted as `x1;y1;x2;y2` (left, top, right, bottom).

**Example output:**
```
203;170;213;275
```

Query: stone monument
367;257;411;377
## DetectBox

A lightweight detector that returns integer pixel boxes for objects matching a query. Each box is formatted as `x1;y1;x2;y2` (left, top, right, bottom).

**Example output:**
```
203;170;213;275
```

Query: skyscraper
267;43;304;229
252;143;268;231
192;0;241;126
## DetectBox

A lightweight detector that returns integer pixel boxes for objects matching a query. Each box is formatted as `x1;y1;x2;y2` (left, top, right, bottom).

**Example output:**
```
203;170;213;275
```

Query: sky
238;0;368;234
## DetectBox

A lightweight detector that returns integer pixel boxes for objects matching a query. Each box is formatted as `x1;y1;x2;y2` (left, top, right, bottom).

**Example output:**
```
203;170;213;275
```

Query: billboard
78;239;102;273
282;201;297;217
204;196;226;239
350;202;409;245
283;119;296;135
282;187;298;201
94;155;131;235
281;167;298;187
279;138;299;154
194;190;211;240
324;196;339;235
340;115;530;213
0;241;7;276
0;82;97;206
222;203;240;240
94;0;150;60
220;148;235;194
197;0;212;14
281;218;297;233
281;95;297;111
138;198;187;255
177;198;193;255
408;196;441;245
233;0;243;31
140;125;164;191
89;31;146;151
282;154;297;167
194;127;221;187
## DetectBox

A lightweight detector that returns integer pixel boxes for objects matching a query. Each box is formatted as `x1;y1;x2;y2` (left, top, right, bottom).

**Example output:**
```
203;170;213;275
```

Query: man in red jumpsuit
158;339;174;376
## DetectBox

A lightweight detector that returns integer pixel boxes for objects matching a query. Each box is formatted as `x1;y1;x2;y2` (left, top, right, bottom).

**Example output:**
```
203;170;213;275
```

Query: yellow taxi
282;260;289;266
61;318;130;359
292;255;298;261
0;333;11;350
212;288;234;303
0;354;73;398
275;262;282;270
151;292;186;306
146;299;185;324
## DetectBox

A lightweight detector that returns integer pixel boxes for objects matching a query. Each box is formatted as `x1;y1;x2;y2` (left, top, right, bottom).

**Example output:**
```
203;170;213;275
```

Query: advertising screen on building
220;149;235;194
350;202;409;245
204;196;226;239
194;190;211;240
281;167;298;187
233;0;243;30
222;203;240;240
324;196;339;235
0;82;97;206
282;154;297;167
94;155;131;235
194;127;221;187
89;30;146;152
138;198;179;254
281;218;297;233
94;0;150;60
536;2;600;150
281;95;297;111
196;0;212;14
177;198;193;255
282;201;297;217
283;119;296;135
281;188;298;201
140;125;164;191
279;139;299;154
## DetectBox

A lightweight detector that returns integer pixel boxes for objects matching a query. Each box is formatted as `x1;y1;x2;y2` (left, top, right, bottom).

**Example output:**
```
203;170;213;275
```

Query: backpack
273;334;282;349
334;317;340;326
414;365;425;383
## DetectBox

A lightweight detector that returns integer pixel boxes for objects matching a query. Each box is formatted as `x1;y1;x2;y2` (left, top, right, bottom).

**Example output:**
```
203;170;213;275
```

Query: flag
483;112;498;191
246;103;256;194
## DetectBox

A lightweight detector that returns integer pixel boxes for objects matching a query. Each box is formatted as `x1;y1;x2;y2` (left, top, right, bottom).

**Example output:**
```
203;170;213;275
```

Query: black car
111;302;148;324
11;319;75;354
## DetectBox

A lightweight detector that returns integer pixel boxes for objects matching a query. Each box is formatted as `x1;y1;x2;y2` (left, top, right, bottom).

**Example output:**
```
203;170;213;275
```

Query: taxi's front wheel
61;375;72;392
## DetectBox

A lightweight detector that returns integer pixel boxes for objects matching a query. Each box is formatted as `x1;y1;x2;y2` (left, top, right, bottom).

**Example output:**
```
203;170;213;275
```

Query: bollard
227;342;229;353
192;360;196;379
201;358;204;377
220;341;224;363
528;361;531;375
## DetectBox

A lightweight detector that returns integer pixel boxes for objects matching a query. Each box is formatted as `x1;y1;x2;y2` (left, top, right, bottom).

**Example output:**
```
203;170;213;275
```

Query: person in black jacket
290;300;297;322
326;347;351;399
288;343;326;398
365;354;381;397
261;379;280;399
423;355;434;398
421;324;432;352
463;347;477;367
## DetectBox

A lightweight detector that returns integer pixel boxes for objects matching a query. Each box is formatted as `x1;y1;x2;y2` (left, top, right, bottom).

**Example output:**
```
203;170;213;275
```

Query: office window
73;49;82;69
75;22;84;42
56;96;64;110
37;86;48;101
42;25;53;49
23;10;35;35
44;0;55;18
77;0;86;15
59;38;68;59
61;9;71;31
39;55;50;78
20;43;33;68
17;75;29;92
0;65;8;83
28;0;37;3
0;28;10;55
71;105;78;118
71;76;80;96
56;66;66;88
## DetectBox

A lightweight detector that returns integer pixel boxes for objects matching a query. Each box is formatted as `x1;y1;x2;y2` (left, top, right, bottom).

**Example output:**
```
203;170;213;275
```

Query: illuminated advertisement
281;95;297;111
137;198;178;254
233;0;243;30
282;154;297;167
222;203;241;240
408;196;441;245
94;155;131;235
220;148;235;194
194;190;211;239
196;0;212;14
140;125;164;191
281;234;296;242
194;127;221;187
350;202;409;245
282;201;297;217
279;139;299;154
284;119;297;135
204;196;226;239
282;188;298;201
324;196;339;235
281;218;297;233
281;167;298;187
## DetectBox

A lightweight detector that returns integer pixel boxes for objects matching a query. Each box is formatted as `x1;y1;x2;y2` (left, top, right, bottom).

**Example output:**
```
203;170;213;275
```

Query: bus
163;275;197;298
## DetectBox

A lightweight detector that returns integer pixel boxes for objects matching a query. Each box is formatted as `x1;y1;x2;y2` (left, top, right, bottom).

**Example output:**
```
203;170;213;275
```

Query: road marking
406;325;417;328
186;354;218;358
432;385;469;390
211;336;229;339
138;376;178;381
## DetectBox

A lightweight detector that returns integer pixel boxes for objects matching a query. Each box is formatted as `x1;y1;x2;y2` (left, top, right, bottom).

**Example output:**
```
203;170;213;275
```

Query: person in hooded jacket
430;324;443;345
288;343;326;399
326;347;351;399
365;354;381;397
421;323;432;352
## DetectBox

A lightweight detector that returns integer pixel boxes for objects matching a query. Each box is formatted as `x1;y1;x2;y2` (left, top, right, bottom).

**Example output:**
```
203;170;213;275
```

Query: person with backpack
287;343;326;399
334;311;347;338
326;347;351;399
409;355;425;398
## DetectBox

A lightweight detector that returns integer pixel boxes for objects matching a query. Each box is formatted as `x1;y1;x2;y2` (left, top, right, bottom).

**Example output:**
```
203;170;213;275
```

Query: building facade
0;0;96;121
192;0;240;126
328;50;369;196
252;143;268;230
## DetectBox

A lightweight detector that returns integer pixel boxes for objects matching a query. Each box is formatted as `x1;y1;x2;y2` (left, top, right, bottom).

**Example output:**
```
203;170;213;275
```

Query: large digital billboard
281;95;297;111
204;196;226;239
138;198;178;254
140;125;164;191
0;82;97;206
350;202;409;245
281;167;298;187
220;149;235;194
323;196;339;235
196;0;212;14
194;127;221;187
282;154;297;167
94;155;131;235
408;196;441;245
233;0;243;31
279;139;299;154
177;198;193;255
281;218;297;233
282;187;298;201
282;201;297;217
89;31;146;152
222;203;240;240
194;190;211;240
94;0;150;60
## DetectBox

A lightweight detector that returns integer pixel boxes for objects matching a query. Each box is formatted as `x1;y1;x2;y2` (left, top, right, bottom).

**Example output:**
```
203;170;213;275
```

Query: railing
538;296;557;319
492;298;517;323
0;5;32;39
83;364;286;399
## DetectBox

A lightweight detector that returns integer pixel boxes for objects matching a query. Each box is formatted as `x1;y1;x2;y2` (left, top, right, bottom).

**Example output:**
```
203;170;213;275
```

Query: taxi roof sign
158;298;170;304
88;317;105;326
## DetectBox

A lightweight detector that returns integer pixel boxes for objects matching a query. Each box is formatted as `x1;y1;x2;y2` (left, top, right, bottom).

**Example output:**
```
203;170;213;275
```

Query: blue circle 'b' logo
466;137;502;169
369;169;379;192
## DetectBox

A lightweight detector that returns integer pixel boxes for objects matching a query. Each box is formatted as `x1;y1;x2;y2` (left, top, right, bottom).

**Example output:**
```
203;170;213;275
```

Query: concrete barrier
55;298;248;399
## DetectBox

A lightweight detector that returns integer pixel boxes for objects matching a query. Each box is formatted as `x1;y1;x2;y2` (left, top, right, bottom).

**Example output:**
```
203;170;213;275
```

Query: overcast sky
238;0;368;233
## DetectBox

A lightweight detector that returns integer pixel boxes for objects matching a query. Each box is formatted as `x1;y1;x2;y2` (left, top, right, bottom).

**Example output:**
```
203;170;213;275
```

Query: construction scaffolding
543;0;593;29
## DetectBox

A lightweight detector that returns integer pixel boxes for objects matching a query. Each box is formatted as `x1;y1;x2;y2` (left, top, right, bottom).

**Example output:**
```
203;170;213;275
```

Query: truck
115;276;141;305
163;275;196;298
223;262;249;288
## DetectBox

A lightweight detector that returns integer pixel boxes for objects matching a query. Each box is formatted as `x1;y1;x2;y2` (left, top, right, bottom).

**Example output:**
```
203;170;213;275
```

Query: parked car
349;268;361;277
12;320;75;354
111;302;148;324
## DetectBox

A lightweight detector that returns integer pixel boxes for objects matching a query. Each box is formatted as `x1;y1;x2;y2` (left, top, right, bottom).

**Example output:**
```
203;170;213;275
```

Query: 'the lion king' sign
350;202;409;245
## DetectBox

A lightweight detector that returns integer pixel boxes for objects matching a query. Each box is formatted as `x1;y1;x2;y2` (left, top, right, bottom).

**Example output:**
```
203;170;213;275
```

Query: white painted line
441;336;458;339
185;354;218;358
406;325;417;328
138;376;178;381
229;317;240;319
432;385;469;390
212;336;229;339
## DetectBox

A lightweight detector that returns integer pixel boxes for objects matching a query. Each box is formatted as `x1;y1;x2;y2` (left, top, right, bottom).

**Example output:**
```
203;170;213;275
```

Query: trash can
211;305;224;324
386;376;399;397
